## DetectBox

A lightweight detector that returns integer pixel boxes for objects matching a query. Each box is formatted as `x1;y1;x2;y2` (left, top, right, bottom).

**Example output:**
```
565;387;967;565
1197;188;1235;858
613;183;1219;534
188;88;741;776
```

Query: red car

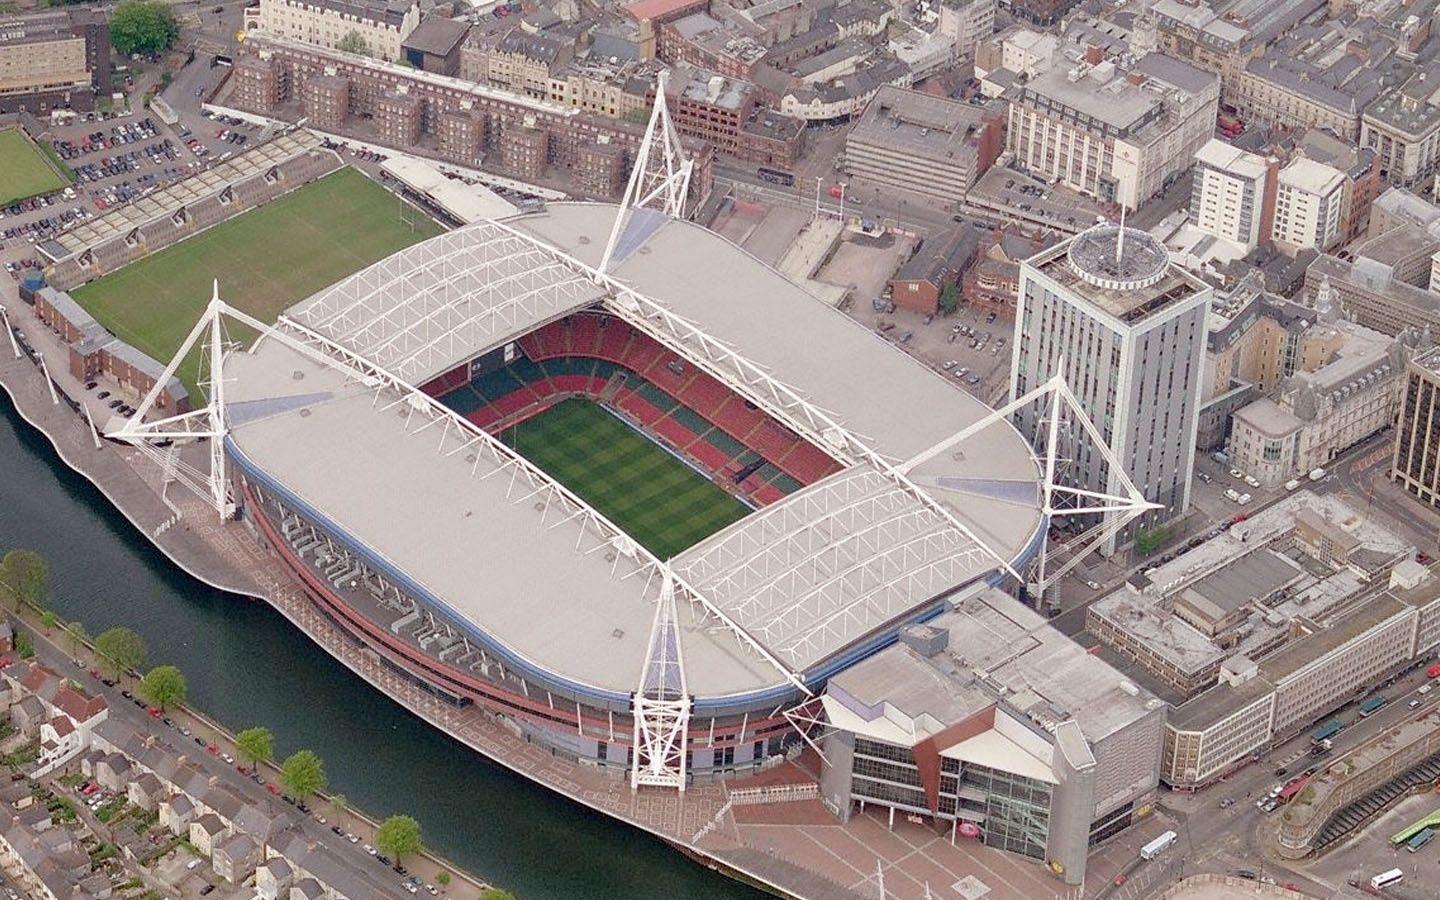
147;706;161;718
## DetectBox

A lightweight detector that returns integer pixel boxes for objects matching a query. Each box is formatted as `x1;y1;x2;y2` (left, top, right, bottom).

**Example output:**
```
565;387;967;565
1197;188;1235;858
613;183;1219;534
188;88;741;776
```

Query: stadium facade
107;101;1165;885
212;203;1051;783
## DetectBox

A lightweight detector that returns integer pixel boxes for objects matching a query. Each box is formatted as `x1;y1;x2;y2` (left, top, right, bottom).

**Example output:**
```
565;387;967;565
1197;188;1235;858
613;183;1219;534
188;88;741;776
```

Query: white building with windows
1010;225;1211;553
1271;157;1345;253
1190;139;1274;251
250;0;420;62
1005;53;1218;210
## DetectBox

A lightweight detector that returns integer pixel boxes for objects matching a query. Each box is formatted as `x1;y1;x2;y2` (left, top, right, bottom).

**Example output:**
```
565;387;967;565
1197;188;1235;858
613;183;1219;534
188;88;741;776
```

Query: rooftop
847;85;997;164
225;203;1046;702
1028;225;1209;326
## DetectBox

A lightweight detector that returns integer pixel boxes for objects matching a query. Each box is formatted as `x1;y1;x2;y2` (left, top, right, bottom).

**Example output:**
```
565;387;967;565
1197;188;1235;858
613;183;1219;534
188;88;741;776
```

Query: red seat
552;374;591;393
654;415;694;448
690;440;731;472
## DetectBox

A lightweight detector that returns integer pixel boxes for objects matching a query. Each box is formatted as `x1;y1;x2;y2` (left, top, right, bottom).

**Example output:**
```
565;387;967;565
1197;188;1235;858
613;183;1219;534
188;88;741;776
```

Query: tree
938;282;960;316
480;889;515;900
139;665;186;711
327;793;348;824
435;872;451;888
375;815;422;866
93;627;146;679
235;726;274;771
62;621;89;659
1134;524;1172;557
279;750;327;801
108;1;178;57
39;610;58;633
336;30;370;56
0;549;50;610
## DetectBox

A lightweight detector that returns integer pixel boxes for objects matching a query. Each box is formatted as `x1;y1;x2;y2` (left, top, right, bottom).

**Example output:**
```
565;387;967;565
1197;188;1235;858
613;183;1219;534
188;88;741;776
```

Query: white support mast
631;571;692;791
109;280;237;519
899;369;1159;594
598;70;693;276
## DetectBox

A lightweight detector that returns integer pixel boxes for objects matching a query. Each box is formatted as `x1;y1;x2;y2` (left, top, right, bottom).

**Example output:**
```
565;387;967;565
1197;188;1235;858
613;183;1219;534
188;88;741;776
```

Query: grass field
0;129;69;206
70;167;443;398
502;398;751;560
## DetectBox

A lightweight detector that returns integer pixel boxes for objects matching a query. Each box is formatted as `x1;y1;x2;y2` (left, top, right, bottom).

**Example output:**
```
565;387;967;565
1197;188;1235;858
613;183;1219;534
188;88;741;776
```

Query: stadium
192;198;1050;786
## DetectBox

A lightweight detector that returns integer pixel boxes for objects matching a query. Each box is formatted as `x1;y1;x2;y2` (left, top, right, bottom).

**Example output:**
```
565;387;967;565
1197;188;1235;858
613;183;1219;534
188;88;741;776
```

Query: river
0;393;761;900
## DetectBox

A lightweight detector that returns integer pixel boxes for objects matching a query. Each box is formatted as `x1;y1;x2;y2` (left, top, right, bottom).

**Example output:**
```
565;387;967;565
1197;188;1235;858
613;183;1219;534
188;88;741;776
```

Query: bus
757;167;795;187
1140;831;1176;860
1360;695;1387;717
1371;868;1403;889
1312;719;1343;743
1407;827;1435;852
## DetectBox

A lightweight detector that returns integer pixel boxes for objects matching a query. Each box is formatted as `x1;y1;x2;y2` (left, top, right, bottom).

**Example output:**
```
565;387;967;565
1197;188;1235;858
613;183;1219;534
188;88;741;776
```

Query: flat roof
829;588;1163;747
1184;549;1304;616
226;334;780;700
226;203;1046;698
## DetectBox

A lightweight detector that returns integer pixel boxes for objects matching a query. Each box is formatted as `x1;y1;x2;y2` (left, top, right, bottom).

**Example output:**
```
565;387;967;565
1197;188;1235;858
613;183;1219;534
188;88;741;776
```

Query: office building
1005;53;1218;210
249;0;421;62
1303;224;1440;338
0;8;110;114
817;586;1165;885
844;86;1003;208
1392;346;1440;507
1189;139;1276;252
1362;69;1440;188
1010;224;1211;553
1271;157;1346;253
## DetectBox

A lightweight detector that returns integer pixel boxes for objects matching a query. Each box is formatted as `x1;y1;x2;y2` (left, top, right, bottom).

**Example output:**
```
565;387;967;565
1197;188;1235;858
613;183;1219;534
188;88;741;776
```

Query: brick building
663;64;806;168
0;8;110;114
229;34;714;203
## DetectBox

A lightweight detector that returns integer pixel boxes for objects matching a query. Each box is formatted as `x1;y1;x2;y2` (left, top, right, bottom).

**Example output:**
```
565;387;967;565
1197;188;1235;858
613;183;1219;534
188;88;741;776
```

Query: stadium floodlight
898;364;1160;594
598;70;693;276
631;572;691;791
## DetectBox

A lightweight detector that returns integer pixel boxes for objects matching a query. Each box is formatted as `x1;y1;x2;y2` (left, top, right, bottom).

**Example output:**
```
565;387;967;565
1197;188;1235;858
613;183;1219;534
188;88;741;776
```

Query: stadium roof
39;131;326;262
223;203;1045;703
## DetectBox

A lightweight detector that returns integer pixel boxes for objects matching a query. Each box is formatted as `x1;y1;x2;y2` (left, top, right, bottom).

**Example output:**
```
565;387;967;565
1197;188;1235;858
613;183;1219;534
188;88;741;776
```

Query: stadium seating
435;311;844;506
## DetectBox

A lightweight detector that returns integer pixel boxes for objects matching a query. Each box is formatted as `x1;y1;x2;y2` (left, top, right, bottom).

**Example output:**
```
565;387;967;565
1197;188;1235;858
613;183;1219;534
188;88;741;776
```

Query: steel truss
672;467;997;668
110;282;238;518
108;291;804;721
599;70;693;275
287;223;602;385
899;367;1160;592
631;572;691;790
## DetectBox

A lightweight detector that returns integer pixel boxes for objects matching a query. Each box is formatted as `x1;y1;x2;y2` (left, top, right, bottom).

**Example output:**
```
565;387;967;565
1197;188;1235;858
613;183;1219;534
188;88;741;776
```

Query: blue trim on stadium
227;436;1049;717
226;436;635;709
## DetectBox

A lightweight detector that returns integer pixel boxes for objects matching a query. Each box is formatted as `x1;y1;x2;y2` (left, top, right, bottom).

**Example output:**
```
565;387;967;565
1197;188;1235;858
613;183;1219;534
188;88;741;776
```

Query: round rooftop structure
1067;225;1169;292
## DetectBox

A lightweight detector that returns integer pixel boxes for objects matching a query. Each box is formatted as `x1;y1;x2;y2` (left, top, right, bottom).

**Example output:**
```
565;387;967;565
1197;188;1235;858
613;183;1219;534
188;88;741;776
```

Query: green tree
93;627;147;679
108;0;178;56
139;665;186;711
0;549;50;611
327;793;348;823
39;610;58;633
1134;525;1172;557
374;814;422;866
62;621;89;659
938;282;960;315
480;889;516;900
436;872;451;887
279;750;327;801
336;30;370;56
235;726;275;771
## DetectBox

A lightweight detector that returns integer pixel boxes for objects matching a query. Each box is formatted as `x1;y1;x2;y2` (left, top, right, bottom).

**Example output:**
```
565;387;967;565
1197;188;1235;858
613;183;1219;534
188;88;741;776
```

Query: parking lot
1;82;264;269
848;299;1014;406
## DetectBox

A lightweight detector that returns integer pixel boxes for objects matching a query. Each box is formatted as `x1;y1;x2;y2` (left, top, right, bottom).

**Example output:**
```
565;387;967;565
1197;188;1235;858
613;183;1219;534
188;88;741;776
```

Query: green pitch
0;129;69;206
501;398;751;560
70;167;442;398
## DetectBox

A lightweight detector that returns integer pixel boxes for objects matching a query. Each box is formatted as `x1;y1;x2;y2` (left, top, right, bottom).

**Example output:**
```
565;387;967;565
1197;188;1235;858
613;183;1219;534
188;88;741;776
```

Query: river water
0;394;761;900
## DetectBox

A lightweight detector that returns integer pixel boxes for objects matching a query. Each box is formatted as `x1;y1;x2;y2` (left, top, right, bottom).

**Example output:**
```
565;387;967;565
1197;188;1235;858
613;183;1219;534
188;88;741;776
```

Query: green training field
70;167;443;398
0;129;69;206
502;398;751;560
